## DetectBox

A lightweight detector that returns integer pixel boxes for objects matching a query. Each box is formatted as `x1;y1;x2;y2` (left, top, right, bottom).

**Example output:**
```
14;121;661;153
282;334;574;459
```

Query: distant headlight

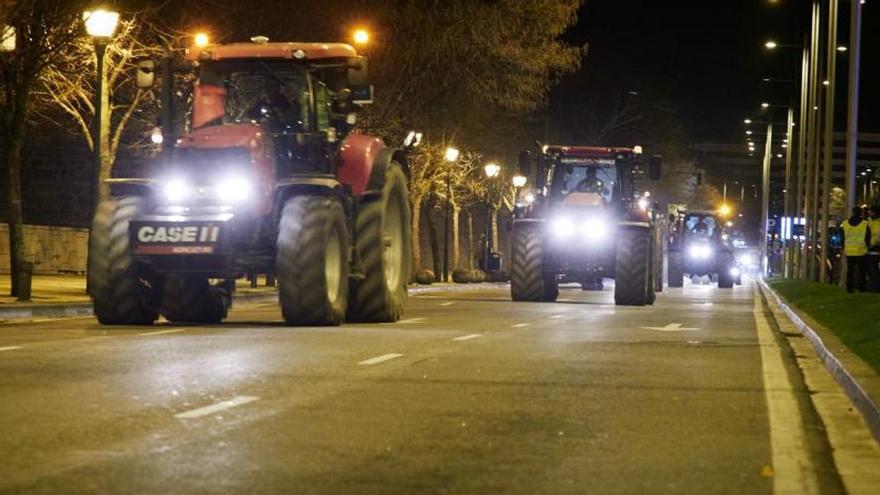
552;217;574;238
688;245;712;259
730;267;741;276
162;178;191;203
215;177;251;203
739;254;754;265
524;191;536;204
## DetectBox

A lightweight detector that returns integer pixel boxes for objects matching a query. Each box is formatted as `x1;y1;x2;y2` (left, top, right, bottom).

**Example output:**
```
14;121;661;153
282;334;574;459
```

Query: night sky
566;0;879;142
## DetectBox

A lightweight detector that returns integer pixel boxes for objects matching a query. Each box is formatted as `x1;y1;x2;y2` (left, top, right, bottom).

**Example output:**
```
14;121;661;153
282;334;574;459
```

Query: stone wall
0;223;88;274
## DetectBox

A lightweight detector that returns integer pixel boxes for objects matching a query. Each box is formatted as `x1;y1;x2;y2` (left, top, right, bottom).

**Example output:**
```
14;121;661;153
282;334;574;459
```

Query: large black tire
614;228;650;306
511;225;558;302
718;253;735;289
161;276;231;323
349;162;412;322
277;196;350;326
667;251;684;288
89;196;161;325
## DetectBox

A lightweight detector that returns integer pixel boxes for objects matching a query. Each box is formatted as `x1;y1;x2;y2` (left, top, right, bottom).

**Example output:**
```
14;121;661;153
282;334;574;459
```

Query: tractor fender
338;134;385;196
363;147;409;199
512;218;546;229
275;176;352;219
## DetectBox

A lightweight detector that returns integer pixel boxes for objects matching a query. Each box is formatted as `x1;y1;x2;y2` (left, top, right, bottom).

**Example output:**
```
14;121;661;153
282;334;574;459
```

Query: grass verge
767;278;880;374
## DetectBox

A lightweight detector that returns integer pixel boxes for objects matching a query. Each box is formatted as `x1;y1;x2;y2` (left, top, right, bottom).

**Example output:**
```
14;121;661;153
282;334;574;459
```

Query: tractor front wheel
89;196;161;325
511;224;558;302
277;196;349;326
614;228;651;306
161;276;231;324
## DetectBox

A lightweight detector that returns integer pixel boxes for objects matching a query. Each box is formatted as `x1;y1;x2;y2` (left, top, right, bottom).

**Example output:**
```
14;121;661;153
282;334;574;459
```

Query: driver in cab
574;167;608;196
250;78;302;131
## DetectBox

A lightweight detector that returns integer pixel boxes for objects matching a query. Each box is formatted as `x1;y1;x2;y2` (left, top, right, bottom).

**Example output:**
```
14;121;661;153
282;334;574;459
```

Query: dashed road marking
358;353;404;366
512;323;531;328
140;329;187;337
398;317;427;324
550;314;564;319
174;396;260;419
452;334;482;341
0;346;23;352
440;302;456;307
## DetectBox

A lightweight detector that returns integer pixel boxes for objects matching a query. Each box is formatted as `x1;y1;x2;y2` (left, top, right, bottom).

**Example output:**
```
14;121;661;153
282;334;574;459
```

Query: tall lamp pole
83;8;119;218
443;147;459;282
845;0;862;211
819;0;839;284
483;162;501;272
761;122;773;276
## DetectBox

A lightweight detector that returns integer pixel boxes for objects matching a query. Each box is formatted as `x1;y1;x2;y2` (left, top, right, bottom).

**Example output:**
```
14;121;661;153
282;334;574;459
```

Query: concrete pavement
0;279;861;493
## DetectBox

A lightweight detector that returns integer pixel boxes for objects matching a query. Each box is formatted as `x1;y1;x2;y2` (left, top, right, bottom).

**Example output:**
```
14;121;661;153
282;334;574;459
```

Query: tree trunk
425;206;441;281
491;210;499;254
98;58;113;200
5;88;30;298
452;204;461;269
466;210;475;269
410;194;423;273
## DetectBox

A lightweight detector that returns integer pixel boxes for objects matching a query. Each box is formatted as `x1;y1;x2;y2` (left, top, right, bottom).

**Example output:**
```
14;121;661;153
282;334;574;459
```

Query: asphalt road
0;279;846;494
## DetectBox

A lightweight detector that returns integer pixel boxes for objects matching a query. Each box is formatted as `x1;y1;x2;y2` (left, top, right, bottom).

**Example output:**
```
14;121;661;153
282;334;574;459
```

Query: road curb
0;283;507;322
757;277;880;444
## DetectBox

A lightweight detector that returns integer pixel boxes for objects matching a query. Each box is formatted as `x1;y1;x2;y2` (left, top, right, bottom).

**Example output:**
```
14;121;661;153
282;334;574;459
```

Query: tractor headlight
688;245;712;259
552;217;575;238
730;267;741;277
215;176;251;203
739;253;754;266
162;178;191;203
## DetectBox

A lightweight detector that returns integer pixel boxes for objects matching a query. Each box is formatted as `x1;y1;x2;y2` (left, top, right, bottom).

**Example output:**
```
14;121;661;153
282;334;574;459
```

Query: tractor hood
177;123;266;151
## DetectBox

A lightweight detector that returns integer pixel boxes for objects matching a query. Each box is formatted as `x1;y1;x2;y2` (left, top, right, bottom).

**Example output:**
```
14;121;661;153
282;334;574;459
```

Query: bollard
16;261;33;302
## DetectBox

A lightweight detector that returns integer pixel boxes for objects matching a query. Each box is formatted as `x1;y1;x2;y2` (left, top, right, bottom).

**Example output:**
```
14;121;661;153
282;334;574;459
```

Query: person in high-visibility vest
841;206;872;293
867;205;880;291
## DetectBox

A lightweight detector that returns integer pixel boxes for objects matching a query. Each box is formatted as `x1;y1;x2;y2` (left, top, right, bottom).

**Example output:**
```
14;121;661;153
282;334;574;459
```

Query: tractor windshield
555;164;617;203
685;214;718;239
199;61;309;132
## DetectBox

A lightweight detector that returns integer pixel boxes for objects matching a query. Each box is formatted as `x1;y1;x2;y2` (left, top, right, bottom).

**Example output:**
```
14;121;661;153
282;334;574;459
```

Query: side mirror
136;60;156;89
648;155;662;180
347;56;369;86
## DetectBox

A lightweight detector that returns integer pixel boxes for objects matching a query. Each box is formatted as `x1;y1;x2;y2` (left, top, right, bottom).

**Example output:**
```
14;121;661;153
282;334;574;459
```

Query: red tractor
89;39;411;326
510;145;662;305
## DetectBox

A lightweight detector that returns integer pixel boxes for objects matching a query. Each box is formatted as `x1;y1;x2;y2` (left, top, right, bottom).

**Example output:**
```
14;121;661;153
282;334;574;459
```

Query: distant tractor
88;38;411;326
510;145;663;306
666;210;737;288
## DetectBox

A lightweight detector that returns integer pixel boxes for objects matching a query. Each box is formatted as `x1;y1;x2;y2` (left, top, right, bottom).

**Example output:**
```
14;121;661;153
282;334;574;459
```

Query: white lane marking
175;395;260;419
550;315;563;319
440;302;456;307
452;334;482;342
512;323;531;328
640;323;700;332
0;346;23;352
398;317;427;324
139;329;186;337
753;292;820;494
558;298;573;302
358;353;404;366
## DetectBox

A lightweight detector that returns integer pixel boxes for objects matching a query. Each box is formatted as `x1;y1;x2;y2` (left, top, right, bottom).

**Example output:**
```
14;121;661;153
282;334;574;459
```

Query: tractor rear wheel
161;276;230;323
277;195;349;326
89;196;161;325
348;162;412;322
511;224;558;302
614;228;650;306
667;250;684;288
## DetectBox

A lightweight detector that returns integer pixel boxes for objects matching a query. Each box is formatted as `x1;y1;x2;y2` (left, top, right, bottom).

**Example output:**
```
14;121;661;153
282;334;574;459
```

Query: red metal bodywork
187;42;357;61
192;84;227;129
338;134;384;196
177;123;275;215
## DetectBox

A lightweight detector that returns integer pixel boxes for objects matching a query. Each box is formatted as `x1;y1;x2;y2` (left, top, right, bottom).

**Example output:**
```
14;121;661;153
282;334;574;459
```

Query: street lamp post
443;147;459;282
818;0;839;285
83;8;119;218
761;122;773;276
845;0;863;212
483;162;501;272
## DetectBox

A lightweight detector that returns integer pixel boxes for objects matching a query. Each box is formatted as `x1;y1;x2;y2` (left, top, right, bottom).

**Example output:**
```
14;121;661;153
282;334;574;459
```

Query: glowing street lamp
83;9;119;38
353;28;369;46
764;40;779;50
444;146;460;163
193;32;210;47
484;162;501;178
512;175;527;188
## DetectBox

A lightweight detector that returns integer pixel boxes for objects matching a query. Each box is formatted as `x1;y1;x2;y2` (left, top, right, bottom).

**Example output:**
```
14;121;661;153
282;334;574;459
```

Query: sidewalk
0;274;504;321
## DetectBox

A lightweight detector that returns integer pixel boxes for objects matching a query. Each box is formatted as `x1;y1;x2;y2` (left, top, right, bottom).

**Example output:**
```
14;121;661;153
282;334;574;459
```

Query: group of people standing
841;205;880;293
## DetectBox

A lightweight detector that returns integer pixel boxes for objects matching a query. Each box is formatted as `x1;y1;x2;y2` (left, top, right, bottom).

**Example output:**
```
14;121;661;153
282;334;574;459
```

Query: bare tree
1;0;85;297
34;16;165;199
